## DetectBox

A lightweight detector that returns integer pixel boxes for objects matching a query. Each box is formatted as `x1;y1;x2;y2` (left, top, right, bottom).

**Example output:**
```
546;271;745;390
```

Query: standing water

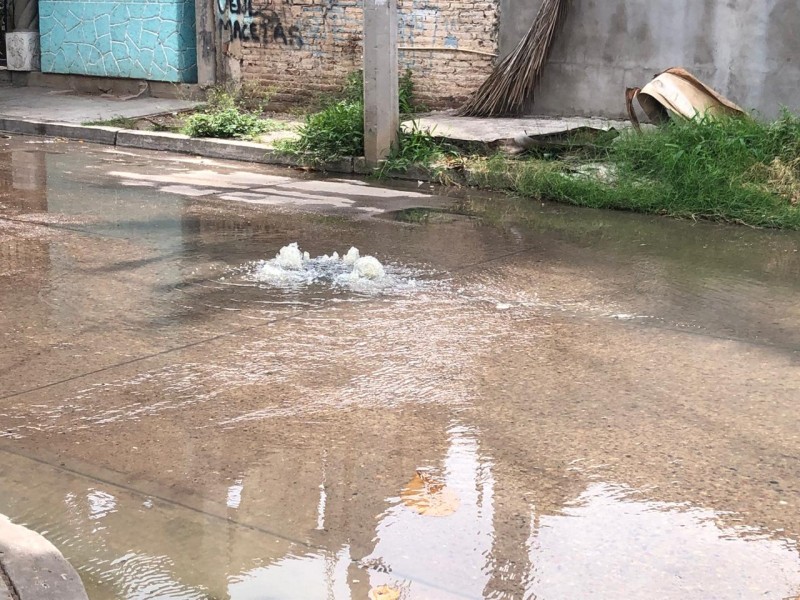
1;137;800;600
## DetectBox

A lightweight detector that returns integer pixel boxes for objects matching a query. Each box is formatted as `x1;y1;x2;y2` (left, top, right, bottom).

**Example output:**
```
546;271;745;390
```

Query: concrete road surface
1;135;799;600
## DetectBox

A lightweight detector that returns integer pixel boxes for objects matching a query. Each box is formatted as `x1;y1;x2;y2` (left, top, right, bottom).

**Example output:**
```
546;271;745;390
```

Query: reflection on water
528;483;800;600
228;549;353;600
3;138;800;600
367;425;494;599
2;423;799;600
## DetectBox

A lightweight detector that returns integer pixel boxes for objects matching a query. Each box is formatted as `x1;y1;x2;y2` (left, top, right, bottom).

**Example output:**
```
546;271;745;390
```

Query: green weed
378;122;456;176
282;69;427;162
281;100;364;161
182;108;282;139
399;69;426;115
340;71;364;105
328;69;423;114
205;83;276;114
182;87;282;140
467;113;800;229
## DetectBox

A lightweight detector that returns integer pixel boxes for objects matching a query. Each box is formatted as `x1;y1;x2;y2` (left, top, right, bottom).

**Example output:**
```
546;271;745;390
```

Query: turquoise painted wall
40;0;198;83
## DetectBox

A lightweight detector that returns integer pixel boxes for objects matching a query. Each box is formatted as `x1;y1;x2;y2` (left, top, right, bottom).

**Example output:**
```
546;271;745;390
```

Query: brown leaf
369;585;401;600
400;471;460;517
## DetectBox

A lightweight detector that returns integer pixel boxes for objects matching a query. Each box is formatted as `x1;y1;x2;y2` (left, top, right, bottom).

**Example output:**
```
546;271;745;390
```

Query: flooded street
1;135;799;600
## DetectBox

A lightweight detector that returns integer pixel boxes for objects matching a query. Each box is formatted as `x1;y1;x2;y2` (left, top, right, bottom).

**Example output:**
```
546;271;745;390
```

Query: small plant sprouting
182;87;283;140
378;122;456;177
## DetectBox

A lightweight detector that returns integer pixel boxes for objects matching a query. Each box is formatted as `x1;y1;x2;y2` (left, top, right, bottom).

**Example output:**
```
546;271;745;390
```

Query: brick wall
215;0;499;110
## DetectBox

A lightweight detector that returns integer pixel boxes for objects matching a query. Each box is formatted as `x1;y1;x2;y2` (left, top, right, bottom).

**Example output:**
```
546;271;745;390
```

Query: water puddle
3;137;800;600
380;207;480;225
1;424;799;599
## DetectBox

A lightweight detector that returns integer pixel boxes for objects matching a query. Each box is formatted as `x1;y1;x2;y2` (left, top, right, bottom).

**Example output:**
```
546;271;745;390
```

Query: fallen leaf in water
369;585;401;600
400;471;460;517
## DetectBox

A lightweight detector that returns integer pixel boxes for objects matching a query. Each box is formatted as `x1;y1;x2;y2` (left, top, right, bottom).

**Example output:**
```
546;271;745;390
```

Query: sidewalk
0;85;199;123
0;514;88;600
0;84;631;175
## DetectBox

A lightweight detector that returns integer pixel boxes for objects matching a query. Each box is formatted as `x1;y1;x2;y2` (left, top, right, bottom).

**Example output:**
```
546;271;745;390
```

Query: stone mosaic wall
217;0;499;110
40;0;198;83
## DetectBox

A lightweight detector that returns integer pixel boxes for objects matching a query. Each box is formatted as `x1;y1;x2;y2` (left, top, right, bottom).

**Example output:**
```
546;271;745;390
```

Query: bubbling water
343;247;360;266
352;256;385;280
246;242;421;293
272;243;305;270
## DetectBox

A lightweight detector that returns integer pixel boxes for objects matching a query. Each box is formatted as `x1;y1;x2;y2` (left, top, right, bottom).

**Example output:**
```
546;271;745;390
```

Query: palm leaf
457;0;568;117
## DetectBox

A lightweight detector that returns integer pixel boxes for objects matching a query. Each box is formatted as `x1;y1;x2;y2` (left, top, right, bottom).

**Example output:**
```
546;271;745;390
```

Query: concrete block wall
501;0;800;119
216;0;499;110
40;0;198;83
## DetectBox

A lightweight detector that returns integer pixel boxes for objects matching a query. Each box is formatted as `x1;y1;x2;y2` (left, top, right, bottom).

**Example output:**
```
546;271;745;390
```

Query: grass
378;122;457;177
182;87;284;140
465;113;800;229
280;69;426;164
83;116;140;128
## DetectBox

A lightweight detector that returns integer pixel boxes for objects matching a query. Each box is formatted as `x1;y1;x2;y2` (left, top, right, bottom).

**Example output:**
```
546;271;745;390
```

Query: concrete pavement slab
0;85;199;124
406;114;630;143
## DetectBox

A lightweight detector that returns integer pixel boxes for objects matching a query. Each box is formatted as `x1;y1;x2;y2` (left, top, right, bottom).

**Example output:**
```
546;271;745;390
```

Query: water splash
273;243;306;270
343;247;360;265
351;256;386;280
244;243;424;294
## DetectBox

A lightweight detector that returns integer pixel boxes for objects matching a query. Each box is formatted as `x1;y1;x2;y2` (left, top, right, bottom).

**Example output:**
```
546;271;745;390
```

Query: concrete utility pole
363;0;399;167
195;0;217;85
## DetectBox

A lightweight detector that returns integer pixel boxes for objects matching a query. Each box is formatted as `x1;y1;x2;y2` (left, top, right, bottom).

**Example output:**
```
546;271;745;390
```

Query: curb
0;117;362;175
0;514;88;600
0;117;447;183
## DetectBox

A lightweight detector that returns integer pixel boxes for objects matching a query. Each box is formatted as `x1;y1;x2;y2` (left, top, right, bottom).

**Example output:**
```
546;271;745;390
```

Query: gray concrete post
363;0;399;167
195;0;217;85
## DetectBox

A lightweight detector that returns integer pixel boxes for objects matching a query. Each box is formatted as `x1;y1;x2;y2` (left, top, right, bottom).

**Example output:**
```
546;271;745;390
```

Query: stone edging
0;118;365;174
0;118;439;183
0;514;88;600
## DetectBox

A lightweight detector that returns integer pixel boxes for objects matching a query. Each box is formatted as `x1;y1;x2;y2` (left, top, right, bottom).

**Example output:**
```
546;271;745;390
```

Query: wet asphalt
1;135;799;600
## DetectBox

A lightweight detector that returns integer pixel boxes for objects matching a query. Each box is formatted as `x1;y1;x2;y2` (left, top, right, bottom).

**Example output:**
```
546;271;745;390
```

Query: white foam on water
274;242;306;270
352;256;385;280
245;242;426;294
343;247;360;265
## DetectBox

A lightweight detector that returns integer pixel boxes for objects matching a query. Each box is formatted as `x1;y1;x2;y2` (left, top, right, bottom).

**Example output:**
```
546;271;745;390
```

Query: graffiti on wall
217;0;260;40
264;11;305;48
217;0;304;47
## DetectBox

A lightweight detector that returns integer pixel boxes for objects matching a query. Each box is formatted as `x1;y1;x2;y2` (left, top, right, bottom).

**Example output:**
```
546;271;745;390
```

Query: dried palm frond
457;0;568;117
